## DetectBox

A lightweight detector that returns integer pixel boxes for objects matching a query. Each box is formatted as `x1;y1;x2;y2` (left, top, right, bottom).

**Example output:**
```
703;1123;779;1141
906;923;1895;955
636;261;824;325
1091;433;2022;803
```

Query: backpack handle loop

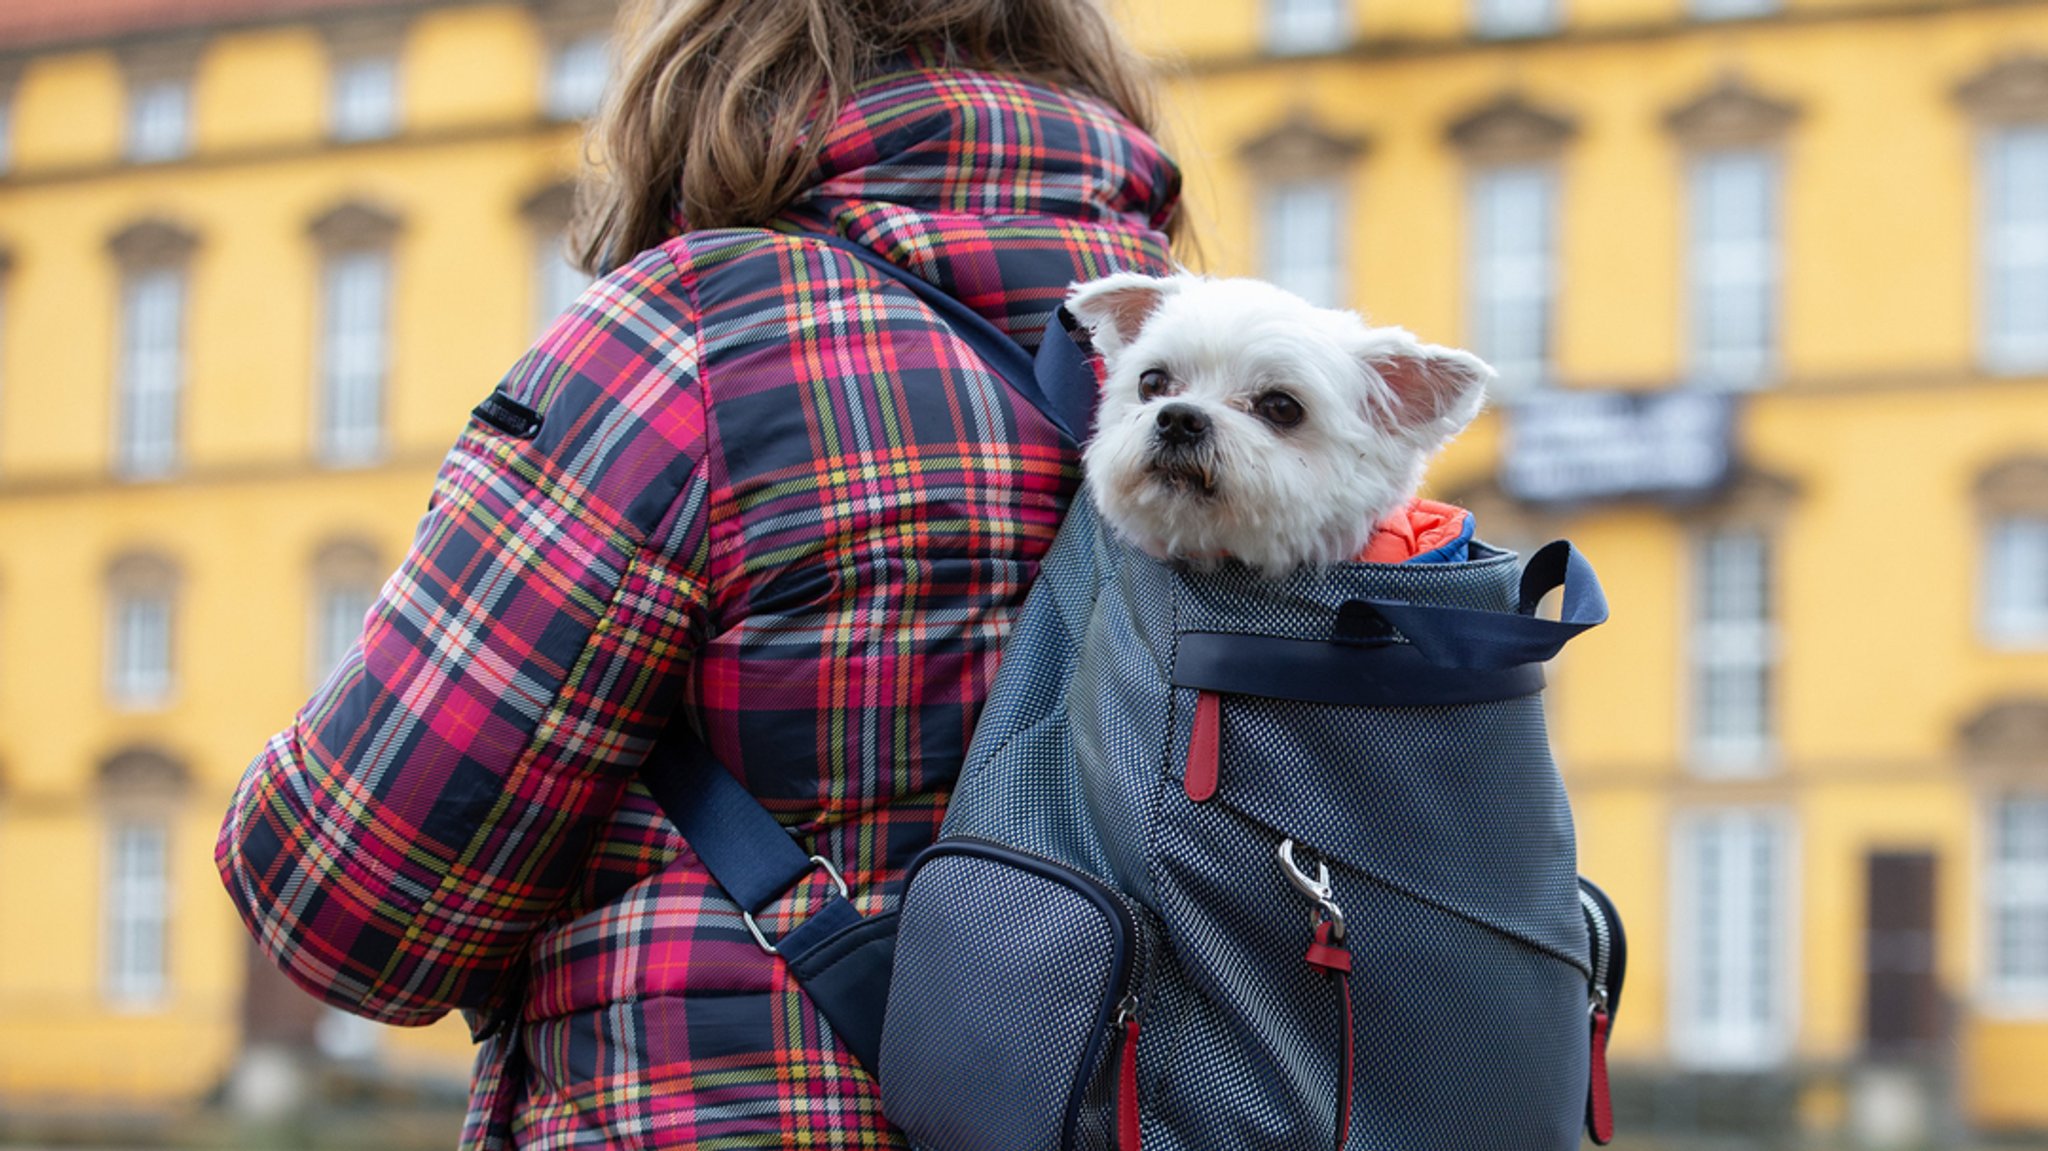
1356;541;1608;672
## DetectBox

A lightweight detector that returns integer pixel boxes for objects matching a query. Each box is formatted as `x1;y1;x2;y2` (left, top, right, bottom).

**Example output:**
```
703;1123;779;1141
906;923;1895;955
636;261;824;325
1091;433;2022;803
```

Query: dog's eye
1255;392;1304;428
1139;369;1174;400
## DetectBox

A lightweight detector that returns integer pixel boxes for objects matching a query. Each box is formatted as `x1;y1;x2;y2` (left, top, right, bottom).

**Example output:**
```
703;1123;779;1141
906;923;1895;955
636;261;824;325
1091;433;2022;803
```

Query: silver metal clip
743;855;851;955
1277;838;1346;942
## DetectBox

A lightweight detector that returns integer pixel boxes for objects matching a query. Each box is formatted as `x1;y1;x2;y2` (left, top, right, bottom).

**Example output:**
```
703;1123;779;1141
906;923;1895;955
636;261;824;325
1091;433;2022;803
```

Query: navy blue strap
804;233;1097;446
1172;632;1545;706
640;739;814;916
1364;541;1608;671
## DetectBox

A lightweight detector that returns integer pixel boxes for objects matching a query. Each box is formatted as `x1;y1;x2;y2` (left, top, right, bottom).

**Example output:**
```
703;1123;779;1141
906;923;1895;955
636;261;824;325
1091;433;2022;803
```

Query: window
1984;127;2048;374
105;820;171;1006
109;586;173;708
1474;0;1560;38
1265;0;1349;55
1672;809;1795;1066
1989;796;2048;1007
311;540;382;684
545;32;609;120
0;85;14;174
0;254;10;465
332;55;399;141
536;232;593;333
312;582;376;684
319;250;390;464
1986;516;2048;645
1688;150;1778;388
1692;0;1778;17
127;79;191;163
117;268;185;479
1260;180;1345;308
1468;165;1556;391
1692;529;1774;771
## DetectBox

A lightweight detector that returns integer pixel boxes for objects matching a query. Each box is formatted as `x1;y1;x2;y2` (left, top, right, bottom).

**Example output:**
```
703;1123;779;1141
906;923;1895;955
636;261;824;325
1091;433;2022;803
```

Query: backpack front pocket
879;838;1153;1151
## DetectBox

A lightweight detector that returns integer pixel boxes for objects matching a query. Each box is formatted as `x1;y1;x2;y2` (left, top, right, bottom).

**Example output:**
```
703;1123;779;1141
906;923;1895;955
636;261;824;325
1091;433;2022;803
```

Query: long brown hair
574;0;1176;274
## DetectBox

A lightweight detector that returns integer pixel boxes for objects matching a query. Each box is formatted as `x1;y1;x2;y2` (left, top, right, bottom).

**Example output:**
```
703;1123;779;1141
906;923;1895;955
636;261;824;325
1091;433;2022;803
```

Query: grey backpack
875;492;1624;1151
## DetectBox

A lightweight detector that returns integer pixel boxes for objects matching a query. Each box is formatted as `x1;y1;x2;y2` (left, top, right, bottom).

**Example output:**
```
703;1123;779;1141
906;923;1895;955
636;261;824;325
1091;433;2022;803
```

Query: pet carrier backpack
639;235;1627;1151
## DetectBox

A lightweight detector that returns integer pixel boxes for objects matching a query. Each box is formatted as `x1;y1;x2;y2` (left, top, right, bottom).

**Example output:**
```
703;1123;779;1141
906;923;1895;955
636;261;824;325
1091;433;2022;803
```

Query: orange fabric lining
1357;499;1470;564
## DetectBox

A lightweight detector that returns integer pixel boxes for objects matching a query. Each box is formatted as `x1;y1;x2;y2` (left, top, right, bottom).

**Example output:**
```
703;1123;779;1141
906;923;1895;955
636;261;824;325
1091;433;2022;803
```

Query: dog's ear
1348;326;1493;446
1065;273;1178;357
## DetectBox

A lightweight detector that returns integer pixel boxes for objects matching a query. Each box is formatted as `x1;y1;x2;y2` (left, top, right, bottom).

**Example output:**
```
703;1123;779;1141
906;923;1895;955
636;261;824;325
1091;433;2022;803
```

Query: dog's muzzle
1147;403;1217;495
1154;403;1209;447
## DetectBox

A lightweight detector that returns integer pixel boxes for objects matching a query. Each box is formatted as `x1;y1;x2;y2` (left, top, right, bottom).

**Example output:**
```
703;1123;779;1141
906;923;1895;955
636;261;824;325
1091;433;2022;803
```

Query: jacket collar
757;61;1182;341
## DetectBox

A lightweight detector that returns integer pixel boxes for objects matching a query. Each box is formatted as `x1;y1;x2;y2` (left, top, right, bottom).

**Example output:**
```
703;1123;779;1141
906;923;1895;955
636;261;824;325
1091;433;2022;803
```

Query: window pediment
1976;454;2048;516
313;538;384;585
1955;56;2048;122
1682;465;1801;527
308;201;404;250
1959;698;2048;765
106;551;180;593
115;37;204;87
97;746;191;798
107;219;199;269
521;181;579;230
1236;110;1370;180
530;0;617;40
1665;75;1801;148
1446;92;1577;162
321;13;411;60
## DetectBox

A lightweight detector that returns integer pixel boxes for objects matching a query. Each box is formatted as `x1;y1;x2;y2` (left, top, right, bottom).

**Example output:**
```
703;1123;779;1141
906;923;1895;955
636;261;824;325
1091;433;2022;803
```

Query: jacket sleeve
216;245;717;1026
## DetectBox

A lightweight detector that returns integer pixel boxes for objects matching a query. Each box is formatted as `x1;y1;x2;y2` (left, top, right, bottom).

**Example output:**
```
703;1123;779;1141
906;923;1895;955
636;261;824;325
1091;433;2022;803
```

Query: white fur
1066;273;1493;577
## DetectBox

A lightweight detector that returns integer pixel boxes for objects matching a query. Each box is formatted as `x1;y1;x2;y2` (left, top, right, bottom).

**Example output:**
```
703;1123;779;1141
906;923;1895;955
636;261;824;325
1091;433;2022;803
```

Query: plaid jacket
216;63;1178;1149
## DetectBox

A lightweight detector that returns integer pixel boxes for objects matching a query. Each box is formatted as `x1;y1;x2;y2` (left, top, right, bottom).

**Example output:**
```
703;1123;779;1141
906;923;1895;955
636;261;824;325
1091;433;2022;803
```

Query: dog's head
1067;272;1492;575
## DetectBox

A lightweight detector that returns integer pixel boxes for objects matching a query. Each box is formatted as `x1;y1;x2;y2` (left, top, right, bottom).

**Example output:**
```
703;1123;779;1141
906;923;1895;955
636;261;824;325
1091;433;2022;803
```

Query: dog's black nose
1155;403;1209;445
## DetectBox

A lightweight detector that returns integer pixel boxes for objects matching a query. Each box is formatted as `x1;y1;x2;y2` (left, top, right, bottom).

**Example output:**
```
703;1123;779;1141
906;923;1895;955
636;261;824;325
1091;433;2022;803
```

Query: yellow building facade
0;0;607;1119
1;0;2045;1143
1124;0;2048;1138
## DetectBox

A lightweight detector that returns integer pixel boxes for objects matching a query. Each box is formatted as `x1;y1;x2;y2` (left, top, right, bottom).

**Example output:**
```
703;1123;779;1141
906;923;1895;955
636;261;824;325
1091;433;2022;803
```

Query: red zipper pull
1115;996;1142;1150
1185;690;1221;802
1587;1004;1614;1145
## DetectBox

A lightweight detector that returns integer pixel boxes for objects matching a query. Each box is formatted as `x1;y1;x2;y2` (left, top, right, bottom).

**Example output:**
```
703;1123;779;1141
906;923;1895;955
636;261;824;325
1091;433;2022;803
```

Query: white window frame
117;268;185;479
1687;150;1779;390
1473;0;1561;38
1670;807;1798;1068
319;250;390;465
1468;164;1557;392
545;32;609;121
1985;794;2048;1013
311;580;377;686
1690;528;1776;773
1259;179;1346;309
108;587;174;708
331;54;399;142
1984;515;2048;647
105;820;171;1008
127;78;191;163
1690;0;1779;17
535;230;593;334
0;86;14;174
1265;0;1350;56
1983;126;2048;374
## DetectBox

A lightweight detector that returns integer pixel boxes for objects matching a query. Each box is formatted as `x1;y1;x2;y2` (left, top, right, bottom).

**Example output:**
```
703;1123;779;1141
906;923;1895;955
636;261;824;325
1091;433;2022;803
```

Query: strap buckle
741;854;851;955
1277;838;1347;942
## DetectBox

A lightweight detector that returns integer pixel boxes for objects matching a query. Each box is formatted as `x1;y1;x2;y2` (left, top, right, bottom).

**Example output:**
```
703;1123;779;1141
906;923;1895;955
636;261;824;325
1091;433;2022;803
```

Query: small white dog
1065;273;1494;576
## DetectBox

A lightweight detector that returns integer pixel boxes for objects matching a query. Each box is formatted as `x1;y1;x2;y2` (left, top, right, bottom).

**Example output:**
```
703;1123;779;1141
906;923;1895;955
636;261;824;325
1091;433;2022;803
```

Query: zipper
909;836;1148;1149
1578;882;1619;1146
1579;885;1612;1001
1113;993;1142;1151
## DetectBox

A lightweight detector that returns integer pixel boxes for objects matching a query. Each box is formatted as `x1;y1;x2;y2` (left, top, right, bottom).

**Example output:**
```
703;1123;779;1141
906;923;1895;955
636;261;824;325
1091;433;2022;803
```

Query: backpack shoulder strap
637;232;1107;1070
